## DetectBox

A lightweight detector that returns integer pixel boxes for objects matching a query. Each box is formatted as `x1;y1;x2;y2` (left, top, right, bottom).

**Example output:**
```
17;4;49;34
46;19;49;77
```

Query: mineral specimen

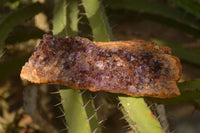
20;35;182;98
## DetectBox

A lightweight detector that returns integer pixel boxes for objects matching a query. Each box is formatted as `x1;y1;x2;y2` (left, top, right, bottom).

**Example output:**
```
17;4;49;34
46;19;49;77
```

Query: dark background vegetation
0;0;200;133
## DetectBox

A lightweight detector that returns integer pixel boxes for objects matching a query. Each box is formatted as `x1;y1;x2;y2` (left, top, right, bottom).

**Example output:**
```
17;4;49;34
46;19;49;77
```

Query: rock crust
20;35;182;98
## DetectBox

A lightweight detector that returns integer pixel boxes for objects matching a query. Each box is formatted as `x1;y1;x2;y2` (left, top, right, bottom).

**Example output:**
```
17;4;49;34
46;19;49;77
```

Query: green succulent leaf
61;89;101;133
120;97;164;133
82;0;114;41
109;0;200;37
170;0;200;19
5;26;45;45
179;79;200;89
148;79;200;104
53;0;67;36
109;0;200;29
0;2;43;56
153;39;200;66
66;0;79;37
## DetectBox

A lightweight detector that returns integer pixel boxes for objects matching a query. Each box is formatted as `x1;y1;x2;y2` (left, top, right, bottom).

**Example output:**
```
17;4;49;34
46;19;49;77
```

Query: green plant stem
108;0;200;38
120;97;164;133
170;0;200;19
153;39;200;66
66;0;79;37
109;0;200;29
148;79;200;104
60;89;95;133
82;0;114;41
179;79;200;89
81;90;101;133
5;26;45;45
53;0;67;36
0;2;43;56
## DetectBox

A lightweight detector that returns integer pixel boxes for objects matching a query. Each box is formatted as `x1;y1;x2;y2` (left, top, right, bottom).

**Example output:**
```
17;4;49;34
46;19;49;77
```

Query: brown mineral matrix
20;34;182;98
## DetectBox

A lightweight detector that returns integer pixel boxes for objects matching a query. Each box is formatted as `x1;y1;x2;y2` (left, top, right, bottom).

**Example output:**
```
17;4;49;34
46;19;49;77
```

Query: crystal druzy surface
20;35;182;98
